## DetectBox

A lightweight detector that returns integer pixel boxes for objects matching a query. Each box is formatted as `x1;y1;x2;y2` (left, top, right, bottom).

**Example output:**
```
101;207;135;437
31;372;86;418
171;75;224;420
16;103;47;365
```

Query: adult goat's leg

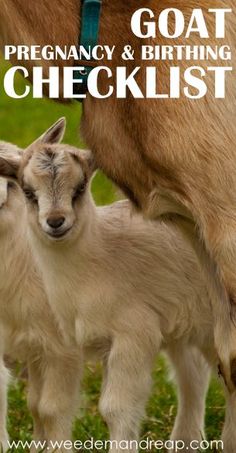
206;227;236;394
163;214;235;392
187;220;236;393
222;389;236;452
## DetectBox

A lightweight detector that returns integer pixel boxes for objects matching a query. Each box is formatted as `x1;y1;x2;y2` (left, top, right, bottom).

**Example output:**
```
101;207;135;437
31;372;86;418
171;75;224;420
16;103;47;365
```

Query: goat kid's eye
7;181;16;190
72;181;86;202
23;188;38;204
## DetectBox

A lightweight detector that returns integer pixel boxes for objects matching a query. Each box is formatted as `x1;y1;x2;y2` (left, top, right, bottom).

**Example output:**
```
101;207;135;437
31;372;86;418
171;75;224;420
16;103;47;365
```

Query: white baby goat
0;142;80;452
0;122;233;453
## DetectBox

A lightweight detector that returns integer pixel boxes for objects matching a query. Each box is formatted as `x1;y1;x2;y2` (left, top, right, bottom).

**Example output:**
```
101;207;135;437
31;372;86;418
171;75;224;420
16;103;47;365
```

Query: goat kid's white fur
0;122;234;453
0;142;80;453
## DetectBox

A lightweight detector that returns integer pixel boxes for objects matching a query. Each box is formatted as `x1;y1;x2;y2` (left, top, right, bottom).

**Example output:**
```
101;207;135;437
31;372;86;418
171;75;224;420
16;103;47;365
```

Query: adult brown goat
0;0;235;391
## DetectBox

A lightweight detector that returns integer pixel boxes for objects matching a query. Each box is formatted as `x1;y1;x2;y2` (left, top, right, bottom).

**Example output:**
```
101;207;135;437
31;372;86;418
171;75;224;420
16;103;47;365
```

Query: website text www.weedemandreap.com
6;438;224;451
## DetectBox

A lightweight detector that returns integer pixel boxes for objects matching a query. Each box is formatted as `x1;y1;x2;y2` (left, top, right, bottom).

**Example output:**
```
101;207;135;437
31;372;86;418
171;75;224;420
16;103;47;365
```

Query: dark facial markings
23;186;38;204
7;181;17;191
40;149;59;178
72;178;87;204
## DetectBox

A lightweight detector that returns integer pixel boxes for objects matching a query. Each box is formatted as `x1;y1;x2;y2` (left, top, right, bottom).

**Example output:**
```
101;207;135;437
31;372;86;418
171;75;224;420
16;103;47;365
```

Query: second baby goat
0;141;80;452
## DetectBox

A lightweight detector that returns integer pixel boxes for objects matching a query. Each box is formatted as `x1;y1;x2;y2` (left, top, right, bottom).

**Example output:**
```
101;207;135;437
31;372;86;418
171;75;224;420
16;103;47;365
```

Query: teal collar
74;0;102;99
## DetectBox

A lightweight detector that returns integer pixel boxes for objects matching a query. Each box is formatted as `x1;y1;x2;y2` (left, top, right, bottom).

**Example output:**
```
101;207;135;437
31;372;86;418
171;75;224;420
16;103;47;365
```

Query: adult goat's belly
82;3;236;215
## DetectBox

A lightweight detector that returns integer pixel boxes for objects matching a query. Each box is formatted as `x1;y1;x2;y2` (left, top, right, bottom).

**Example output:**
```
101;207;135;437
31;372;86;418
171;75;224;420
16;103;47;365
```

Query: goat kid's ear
0;157;20;179
41;117;66;144
82;150;98;175
31;117;66;147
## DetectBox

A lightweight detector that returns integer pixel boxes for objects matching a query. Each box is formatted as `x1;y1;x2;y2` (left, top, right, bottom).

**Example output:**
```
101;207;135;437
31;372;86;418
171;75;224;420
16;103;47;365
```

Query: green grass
0;60;225;451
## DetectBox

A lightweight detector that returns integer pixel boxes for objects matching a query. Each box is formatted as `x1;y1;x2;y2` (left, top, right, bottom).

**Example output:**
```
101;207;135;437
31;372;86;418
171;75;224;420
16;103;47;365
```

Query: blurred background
0;61;225;451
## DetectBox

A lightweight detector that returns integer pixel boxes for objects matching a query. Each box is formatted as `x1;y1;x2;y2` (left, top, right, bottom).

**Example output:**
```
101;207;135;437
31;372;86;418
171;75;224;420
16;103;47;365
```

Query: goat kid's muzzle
42;215;73;240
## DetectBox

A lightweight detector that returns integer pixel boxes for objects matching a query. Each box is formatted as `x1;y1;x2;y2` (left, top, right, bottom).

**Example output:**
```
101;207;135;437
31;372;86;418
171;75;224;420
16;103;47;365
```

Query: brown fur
0;0;236;389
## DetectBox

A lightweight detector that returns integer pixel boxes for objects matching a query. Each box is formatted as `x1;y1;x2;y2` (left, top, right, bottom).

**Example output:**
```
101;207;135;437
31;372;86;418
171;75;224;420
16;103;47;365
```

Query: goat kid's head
0;119;96;243
0;142;24;233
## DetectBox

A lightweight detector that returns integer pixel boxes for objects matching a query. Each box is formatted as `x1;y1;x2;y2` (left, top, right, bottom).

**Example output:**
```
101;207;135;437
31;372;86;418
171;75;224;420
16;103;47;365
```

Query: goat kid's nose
47;216;65;229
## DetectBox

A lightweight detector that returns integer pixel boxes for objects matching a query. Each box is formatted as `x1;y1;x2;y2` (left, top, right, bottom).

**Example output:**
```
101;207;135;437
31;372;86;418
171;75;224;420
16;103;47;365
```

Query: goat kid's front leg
0;358;9;453
99;335;159;453
30;353;81;453
40;355;81;453
167;344;211;453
